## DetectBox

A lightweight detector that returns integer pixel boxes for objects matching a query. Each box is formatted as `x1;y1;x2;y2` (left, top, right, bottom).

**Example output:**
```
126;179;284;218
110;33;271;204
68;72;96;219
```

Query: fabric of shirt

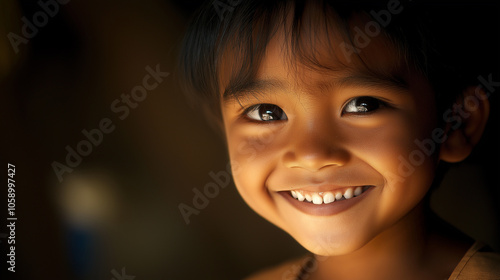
448;241;500;280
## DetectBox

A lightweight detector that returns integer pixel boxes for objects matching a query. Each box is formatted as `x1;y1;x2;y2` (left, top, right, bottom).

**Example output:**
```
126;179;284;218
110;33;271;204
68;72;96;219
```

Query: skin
219;15;488;280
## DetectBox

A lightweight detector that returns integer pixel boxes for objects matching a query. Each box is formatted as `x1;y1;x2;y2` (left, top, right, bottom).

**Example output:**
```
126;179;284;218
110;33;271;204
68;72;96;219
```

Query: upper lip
277;184;375;193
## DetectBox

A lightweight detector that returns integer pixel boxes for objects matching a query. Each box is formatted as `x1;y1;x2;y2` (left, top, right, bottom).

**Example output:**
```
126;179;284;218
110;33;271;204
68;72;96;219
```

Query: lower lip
277;187;374;216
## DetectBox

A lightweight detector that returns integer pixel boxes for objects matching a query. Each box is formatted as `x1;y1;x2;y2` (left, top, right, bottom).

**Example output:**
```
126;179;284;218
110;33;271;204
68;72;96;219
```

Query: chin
293;230;370;257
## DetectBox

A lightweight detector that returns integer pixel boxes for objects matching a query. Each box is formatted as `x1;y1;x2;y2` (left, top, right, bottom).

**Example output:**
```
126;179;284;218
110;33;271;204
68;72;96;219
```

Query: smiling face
220;15;442;256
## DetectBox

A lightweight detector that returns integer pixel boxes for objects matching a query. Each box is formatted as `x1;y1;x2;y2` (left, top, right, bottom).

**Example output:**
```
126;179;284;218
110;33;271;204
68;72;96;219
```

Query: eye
245;104;288;121
342;96;385;115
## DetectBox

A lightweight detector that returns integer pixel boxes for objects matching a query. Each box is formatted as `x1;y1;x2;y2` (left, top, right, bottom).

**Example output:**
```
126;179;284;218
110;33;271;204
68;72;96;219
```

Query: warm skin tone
219;18;490;280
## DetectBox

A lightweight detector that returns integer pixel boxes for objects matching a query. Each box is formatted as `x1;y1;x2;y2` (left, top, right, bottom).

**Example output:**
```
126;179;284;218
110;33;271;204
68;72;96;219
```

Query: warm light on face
220;18;441;256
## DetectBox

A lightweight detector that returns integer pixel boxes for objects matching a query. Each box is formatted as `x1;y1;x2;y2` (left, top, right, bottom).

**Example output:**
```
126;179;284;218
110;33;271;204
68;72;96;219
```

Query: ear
439;86;490;163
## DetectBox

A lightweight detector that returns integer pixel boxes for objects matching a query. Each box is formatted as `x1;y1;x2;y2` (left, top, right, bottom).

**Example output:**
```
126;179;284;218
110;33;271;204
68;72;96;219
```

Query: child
179;0;500;279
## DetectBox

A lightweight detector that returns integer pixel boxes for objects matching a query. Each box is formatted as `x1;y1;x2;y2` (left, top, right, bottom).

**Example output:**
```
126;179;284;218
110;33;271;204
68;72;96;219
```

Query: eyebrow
222;72;409;101
223;79;285;102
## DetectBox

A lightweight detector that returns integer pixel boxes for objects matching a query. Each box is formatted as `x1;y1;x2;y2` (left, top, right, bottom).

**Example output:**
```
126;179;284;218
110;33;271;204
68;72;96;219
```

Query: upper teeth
290;186;369;205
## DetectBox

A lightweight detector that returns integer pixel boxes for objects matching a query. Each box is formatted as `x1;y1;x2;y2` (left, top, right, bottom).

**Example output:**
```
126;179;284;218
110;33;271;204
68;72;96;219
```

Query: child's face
220;21;441;256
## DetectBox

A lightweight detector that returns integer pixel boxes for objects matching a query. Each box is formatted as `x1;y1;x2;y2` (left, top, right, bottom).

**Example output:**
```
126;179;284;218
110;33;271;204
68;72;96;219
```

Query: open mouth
290;186;372;205
279;185;375;216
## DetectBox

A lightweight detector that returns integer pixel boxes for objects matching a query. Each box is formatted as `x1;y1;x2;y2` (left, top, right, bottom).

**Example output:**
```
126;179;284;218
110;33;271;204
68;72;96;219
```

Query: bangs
179;0;446;125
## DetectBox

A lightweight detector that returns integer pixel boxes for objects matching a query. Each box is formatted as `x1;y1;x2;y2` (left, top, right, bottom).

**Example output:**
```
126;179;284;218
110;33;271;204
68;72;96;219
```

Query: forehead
219;9;409;100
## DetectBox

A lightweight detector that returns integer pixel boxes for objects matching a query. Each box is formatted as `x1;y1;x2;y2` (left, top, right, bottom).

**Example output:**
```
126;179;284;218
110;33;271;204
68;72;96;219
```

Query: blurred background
0;0;498;279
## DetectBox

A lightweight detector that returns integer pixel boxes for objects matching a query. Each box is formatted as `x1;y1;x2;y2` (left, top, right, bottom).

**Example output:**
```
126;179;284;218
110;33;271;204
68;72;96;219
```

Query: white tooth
312;194;323;205
323;192;335;204
354;187;362;196
305;194;312;202
335;192;343;200
344;188;354;199
291;190;298;198
296;192;305;201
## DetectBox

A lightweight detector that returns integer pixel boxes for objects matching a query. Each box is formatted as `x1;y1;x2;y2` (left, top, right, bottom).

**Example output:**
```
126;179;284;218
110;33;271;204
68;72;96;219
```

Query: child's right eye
244;104;288;122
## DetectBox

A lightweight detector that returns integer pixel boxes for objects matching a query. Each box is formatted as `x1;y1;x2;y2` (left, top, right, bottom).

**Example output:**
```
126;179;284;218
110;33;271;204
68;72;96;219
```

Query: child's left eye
342;96;386;115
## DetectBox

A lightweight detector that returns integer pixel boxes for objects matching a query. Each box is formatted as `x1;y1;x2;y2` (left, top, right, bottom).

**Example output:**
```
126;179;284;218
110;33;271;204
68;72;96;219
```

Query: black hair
178;0;499;128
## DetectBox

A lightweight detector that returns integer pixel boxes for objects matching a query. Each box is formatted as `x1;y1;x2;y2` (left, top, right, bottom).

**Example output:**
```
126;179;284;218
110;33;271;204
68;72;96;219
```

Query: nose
282;120;350;172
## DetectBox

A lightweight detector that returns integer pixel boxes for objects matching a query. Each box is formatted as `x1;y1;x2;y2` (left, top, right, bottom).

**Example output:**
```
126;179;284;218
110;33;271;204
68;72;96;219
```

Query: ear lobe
439;86;490;163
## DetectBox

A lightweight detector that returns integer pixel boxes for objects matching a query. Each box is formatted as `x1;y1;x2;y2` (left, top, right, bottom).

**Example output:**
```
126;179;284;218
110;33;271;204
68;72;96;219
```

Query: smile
290;186;371;205
278;185;375;216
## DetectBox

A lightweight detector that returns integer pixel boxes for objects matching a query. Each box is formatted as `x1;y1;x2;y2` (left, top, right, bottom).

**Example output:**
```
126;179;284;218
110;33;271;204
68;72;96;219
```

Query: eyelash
341;96;389;116
242;103;288;122
241;96;390;122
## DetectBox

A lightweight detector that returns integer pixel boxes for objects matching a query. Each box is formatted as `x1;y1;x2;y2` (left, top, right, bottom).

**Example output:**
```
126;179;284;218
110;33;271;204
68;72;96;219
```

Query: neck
311;203;471;280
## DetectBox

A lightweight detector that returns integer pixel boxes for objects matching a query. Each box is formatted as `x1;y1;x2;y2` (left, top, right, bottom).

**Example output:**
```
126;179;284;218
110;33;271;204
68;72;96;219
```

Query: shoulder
449;241;500;279
244;255;312;280
460;250;500;277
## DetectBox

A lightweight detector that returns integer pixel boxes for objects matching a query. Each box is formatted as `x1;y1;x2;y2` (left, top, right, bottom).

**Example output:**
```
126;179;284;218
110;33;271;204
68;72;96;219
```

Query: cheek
344;112;438;223
343;111;426;168
225;125;284;220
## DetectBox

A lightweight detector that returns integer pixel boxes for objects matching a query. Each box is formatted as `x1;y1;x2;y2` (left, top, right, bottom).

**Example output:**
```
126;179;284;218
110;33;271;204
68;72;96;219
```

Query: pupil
261;111;273;121
259;104;281;121
356;97;379;112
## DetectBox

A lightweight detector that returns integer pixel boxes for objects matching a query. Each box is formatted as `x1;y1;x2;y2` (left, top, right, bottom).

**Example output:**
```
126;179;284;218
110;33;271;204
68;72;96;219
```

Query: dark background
0;0;498;279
